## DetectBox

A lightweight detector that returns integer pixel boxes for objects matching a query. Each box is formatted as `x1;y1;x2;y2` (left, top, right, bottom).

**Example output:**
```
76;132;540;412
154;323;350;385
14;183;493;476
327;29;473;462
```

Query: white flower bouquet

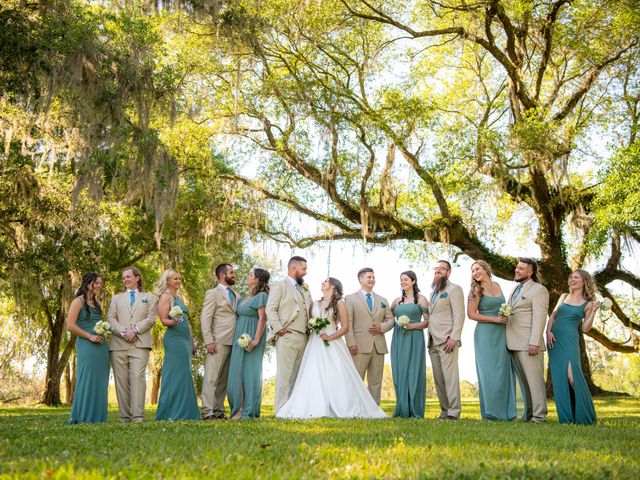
396;315;410;331
308;317;331;346
94;320;112;340
169;305;184;323
237;333;252;351
499;303;512;317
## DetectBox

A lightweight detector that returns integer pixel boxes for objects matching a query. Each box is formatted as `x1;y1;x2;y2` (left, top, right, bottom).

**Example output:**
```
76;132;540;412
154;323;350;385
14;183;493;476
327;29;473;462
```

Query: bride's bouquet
237;333;252;351
169;305;184;323
308;317;331;346
94;320;112;340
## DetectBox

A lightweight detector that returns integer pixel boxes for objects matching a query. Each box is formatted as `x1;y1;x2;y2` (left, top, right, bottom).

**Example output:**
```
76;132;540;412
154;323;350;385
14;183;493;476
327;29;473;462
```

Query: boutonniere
521;296;526;300
440;292;448;299
381;302;388;309
301;283;309;292
142;298;149;304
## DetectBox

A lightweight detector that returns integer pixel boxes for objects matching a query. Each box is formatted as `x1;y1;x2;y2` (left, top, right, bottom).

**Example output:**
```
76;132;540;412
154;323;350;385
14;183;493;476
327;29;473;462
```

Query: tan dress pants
110;347;150;422
353;344;385;405
510;349;548;422
274;331;308;413
202;344;232;418
428;342;461;419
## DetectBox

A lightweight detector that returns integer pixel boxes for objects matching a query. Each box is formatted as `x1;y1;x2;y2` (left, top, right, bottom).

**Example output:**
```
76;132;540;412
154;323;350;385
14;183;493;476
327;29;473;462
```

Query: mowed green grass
0;398;638;479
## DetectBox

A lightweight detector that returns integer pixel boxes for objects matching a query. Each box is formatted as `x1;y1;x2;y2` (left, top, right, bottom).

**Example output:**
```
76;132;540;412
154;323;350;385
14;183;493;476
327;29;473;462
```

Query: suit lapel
512;281;534;307
129;292;141;315
357;292;374;318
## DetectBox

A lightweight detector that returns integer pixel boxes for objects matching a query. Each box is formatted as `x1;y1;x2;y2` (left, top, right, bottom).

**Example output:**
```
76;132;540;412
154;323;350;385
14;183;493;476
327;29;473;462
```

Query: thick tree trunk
41;308;76;406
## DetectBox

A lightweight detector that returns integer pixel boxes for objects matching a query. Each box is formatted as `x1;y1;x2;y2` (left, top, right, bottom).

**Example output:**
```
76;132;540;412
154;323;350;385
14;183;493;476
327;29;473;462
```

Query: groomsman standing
266;256;312;413
201;263;238;420
506;257;549;423
428;260;465;420
107;267;157;423
344;267;394;405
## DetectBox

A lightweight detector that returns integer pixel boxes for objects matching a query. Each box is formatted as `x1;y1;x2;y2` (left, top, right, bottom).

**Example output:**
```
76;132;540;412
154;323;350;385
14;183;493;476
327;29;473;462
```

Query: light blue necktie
227;287;235;306
366;293;373;311
512;283;523;303
129;291;136;306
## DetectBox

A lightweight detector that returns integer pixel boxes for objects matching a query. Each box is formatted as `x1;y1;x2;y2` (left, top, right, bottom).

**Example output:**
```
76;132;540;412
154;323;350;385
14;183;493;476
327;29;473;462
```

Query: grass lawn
1;398;638;479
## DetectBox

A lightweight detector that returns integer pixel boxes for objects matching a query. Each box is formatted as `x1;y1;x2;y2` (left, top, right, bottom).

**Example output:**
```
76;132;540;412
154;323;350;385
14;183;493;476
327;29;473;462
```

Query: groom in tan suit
428;260;465;420
108;267;157;423
266;256;312;413
506;257;549;423
201;263;238;420
344;267;394;404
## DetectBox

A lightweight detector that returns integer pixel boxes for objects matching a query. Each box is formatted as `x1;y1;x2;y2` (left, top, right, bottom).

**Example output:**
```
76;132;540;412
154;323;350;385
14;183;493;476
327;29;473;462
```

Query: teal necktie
129;291;135;306
512;284;523;303
227;287;235;305
366;293;373;311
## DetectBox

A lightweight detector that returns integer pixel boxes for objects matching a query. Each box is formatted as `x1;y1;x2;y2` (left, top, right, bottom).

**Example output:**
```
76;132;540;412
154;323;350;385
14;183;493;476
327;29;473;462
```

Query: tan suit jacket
344;291;394;354
506;280;549;351
107;291;157;351
428;282;465;346
266;279;312;344
200;283;238;347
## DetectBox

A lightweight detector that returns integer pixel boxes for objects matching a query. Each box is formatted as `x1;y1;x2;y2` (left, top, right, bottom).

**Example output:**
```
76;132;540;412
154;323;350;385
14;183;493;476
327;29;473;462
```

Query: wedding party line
66;255;603;425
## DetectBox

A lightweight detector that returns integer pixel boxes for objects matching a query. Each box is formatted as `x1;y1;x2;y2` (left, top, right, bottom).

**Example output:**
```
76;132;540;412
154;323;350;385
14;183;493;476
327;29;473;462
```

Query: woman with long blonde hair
155;269;200;421
546;269;599;424
467;260;516;421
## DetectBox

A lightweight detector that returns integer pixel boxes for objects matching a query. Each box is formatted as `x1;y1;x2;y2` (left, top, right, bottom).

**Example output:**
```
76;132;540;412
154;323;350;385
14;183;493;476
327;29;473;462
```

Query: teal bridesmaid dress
227;292;268;418
67;305;110;424
156;297;200;421
391;302;427;418
474;294;517;420
548;301;596;425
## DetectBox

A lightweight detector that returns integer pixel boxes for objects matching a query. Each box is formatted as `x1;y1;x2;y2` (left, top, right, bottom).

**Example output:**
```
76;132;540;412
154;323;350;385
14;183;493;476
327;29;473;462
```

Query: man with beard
201;263;238;419
428;260;465;420
506;257;549;423
266;256;312;413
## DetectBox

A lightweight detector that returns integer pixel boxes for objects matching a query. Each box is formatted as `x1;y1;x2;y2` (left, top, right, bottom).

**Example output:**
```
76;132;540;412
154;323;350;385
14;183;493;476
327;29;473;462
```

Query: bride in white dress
276;277;386;419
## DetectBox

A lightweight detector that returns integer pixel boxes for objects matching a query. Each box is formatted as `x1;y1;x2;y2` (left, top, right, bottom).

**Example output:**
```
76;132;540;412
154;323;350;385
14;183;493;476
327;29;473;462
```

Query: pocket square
521;296;526;300
440;292;448;298
381;303;388;308
142;299;149;304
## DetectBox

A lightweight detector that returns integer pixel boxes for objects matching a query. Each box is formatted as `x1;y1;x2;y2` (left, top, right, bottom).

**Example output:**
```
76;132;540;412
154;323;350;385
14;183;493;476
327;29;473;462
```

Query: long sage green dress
548;300;596;425
391;302;427;418
67;305;110;424
474;294;517;420
227;292;268;418
156;297;200;421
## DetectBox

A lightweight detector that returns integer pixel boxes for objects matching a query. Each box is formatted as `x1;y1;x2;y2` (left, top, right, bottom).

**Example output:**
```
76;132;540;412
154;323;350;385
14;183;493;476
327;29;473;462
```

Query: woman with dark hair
227;268;270;419
276;277;386;419
390;271;429;418
66;273;110;424
467;260;516;421
546;269;599;424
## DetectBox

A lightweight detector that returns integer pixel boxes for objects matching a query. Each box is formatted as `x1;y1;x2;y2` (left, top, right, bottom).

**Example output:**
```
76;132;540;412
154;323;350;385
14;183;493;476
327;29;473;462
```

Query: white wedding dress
276;301;387;419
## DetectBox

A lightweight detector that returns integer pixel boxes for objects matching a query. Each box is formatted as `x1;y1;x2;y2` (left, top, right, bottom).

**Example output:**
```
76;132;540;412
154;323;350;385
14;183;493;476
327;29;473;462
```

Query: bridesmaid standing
467;260;516;420
390;271;429;418
155;269;200;421
227;268;270;419
66;273;109;424
546;269;598;425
